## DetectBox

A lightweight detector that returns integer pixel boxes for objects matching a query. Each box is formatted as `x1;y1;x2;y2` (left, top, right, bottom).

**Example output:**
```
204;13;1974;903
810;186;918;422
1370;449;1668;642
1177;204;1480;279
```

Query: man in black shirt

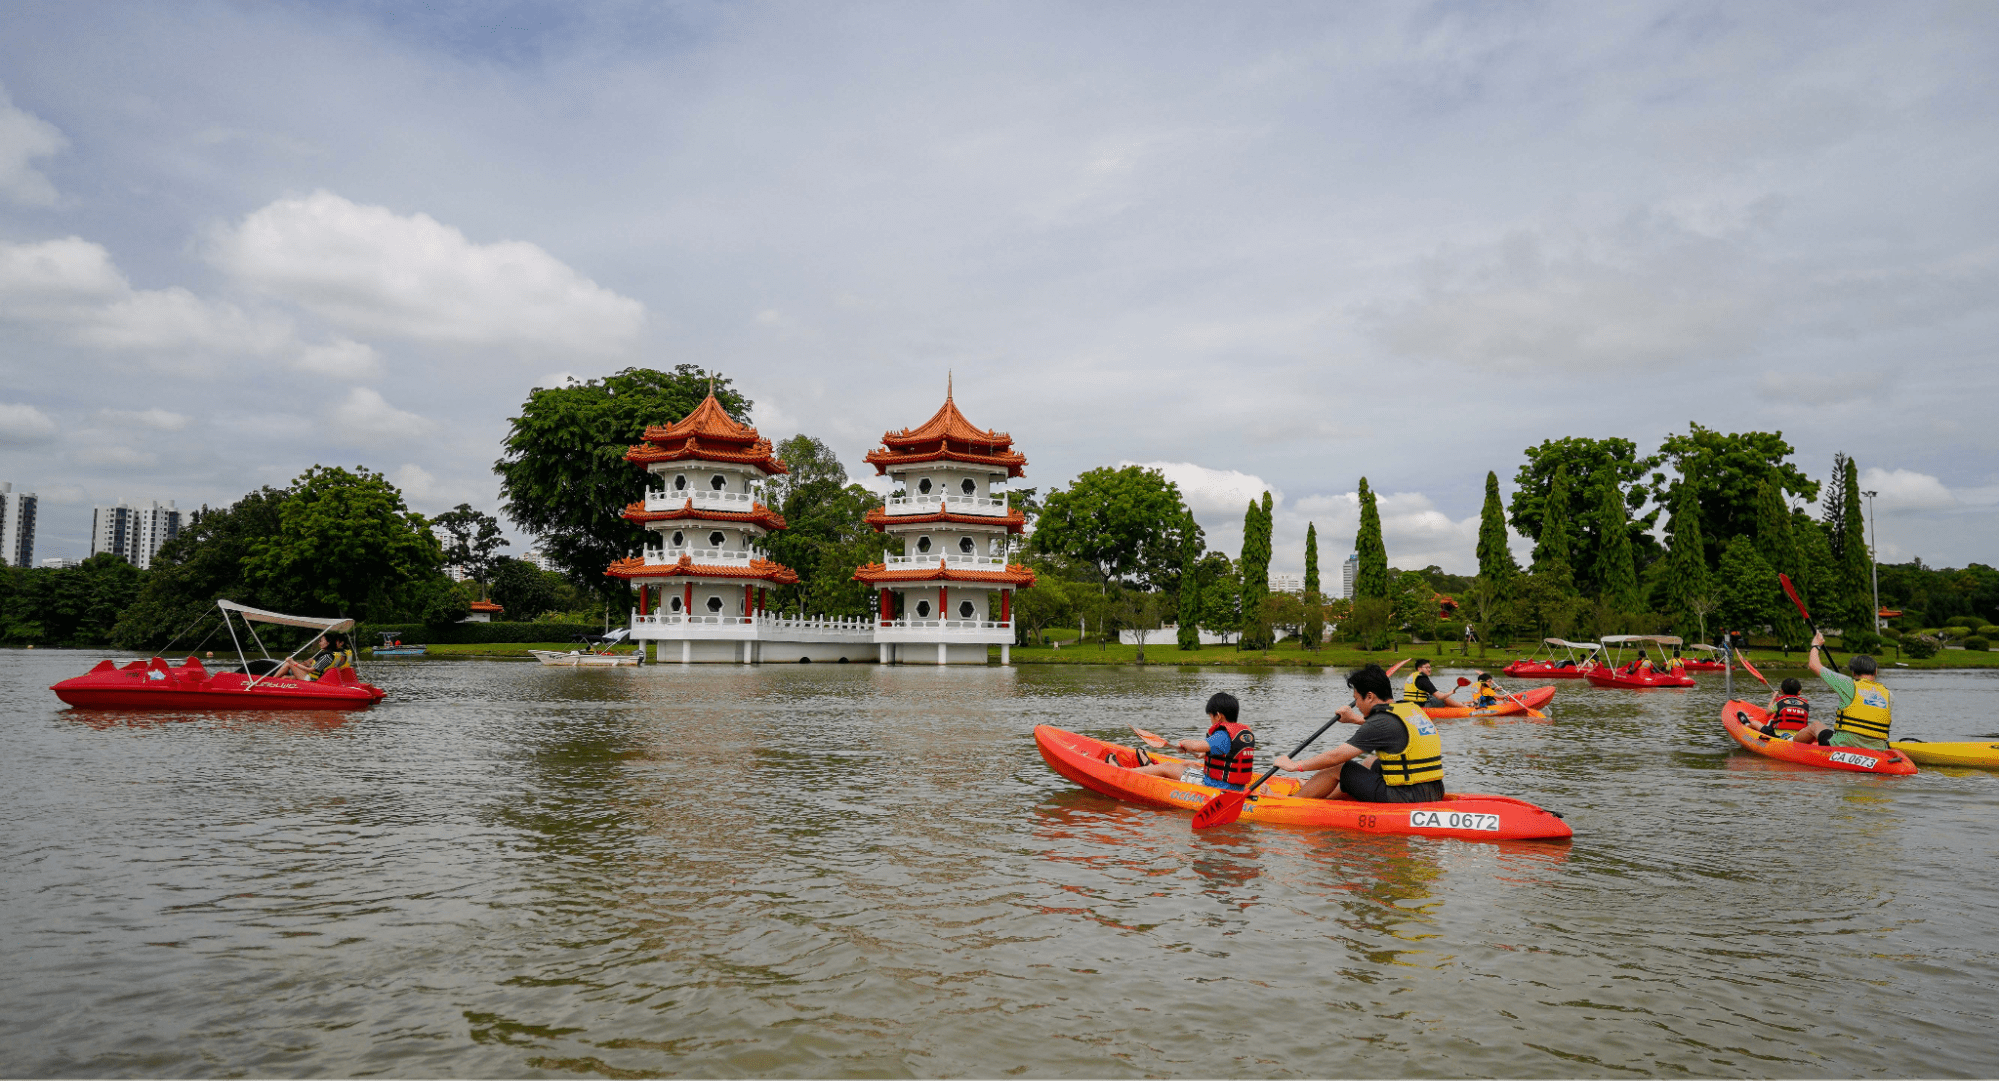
1400;658;1464;710
1274;663;1447;803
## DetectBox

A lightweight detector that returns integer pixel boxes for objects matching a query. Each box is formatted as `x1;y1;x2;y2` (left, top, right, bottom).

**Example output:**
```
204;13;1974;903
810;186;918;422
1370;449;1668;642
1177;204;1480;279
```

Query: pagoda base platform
630;612;878;664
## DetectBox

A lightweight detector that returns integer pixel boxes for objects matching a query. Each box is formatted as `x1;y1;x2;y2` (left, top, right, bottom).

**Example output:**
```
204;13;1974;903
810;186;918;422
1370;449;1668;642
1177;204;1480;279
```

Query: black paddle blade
1191;789;1249;830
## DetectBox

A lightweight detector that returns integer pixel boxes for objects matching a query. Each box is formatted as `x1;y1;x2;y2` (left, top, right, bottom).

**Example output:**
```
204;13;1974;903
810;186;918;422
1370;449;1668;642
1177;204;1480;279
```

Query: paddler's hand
1811;631;1825;649
1274;754;1302;772
1334;705;1364;724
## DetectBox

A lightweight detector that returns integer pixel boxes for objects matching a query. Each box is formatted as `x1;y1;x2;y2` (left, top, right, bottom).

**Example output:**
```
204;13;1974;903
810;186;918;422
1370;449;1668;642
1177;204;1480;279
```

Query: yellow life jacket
317;649;354;680
1835;676;1892;741
1379;703;1445;786
1400;676;1432;705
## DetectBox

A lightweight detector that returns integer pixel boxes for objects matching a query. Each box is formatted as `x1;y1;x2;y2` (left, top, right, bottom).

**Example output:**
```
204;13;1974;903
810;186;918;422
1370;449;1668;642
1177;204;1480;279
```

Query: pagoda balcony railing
630;611;875;641
874;618;1014;641
884;551;1009;569
644;488;758;511
883;494;1009;516
645;547;756;566
634;612;757;627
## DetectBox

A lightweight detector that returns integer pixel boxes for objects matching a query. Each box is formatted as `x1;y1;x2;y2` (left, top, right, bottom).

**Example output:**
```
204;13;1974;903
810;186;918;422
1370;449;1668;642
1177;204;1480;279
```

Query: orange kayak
1422;685;1556;718
1722;701;1916;775
1033;725;1572;842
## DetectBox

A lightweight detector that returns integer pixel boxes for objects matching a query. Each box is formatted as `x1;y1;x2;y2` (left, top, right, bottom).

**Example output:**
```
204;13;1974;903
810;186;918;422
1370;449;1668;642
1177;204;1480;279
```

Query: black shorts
1339;762;1445;804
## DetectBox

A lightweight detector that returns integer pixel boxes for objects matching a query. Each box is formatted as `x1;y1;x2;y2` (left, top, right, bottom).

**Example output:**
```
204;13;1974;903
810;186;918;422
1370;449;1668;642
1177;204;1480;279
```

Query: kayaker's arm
1276;743;1365;774
1806;631;1825;675
1173;737;1209;754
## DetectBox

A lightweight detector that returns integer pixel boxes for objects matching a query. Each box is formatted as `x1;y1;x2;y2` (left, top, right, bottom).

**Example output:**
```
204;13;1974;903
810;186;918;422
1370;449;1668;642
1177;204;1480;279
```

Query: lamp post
1862;489;1880;629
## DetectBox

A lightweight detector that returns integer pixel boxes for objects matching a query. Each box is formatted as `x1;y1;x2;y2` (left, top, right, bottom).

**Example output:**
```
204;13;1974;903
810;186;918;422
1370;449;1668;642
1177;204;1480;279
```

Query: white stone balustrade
644;488;758;511
645;547;755;566
883;551;1009;568
883;493;1009;516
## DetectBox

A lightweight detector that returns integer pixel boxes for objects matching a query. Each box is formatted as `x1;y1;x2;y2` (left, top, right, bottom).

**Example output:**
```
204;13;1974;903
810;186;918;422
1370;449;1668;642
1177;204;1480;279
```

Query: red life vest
1772;695;1810;726
1204;721;1256;786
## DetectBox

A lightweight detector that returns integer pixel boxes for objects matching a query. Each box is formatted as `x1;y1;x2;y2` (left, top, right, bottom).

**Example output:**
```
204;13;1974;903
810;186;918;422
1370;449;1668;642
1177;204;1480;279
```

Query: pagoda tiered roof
852;560;1037;587
622;499;788;530
625;393;789;475
605;554;800;584
863;506;1026;533
863;391;1027;477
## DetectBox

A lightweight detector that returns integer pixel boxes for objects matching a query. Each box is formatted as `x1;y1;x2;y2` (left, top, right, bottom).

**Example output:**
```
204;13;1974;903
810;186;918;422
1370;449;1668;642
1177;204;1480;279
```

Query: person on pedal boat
1758;678;1811;735
1273;664;1445;803
1400;659;1463;710
1790;632;1892;748
1127;692;1255;792
279;632;354;681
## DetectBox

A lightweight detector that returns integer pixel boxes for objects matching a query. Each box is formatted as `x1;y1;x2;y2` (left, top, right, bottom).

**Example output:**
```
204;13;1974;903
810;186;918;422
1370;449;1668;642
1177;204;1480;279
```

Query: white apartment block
1342;554;1358;599
91;499;181;569
1;482;36;568
1270;571;1305;595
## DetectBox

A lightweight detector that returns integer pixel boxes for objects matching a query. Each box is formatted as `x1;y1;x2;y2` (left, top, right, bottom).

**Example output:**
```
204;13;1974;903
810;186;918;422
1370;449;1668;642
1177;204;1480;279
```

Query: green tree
1650;423;1818;570
1012;570;1073;646
1354;477;1388;600
430;504;510;596
1833;454;1872;631
1800;518;1840;633
1177;546;1202;650
1717;535;1778;635
1476;470;1518;601
1592;476;1640;614
244;466;445;620
1532;464;1576;579
1344;596;1394;650
761;434;882;618
1238;492;1273;649
111;488;287;648
1513;568;1582;640
1510;437;1660;595
1033;465;1202;593
1302;522;1323;651
496;365;749;596
6;554;145;646
1392;569;1437;645
1198;552;1242;641
1663;479;1713;638
489;557;559;621
1751;479;1806;645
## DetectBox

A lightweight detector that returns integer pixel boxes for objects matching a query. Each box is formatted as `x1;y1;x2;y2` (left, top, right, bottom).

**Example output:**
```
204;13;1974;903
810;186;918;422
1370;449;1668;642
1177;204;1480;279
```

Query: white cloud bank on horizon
0;85;64;206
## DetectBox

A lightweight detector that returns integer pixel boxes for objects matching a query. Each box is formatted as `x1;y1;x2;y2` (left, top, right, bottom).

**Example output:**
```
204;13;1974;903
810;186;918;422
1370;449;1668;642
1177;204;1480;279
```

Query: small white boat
529;628;642;667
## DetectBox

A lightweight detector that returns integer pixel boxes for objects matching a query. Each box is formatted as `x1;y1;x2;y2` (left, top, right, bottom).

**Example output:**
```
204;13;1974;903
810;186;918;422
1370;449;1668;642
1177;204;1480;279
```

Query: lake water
4;649;1998;1078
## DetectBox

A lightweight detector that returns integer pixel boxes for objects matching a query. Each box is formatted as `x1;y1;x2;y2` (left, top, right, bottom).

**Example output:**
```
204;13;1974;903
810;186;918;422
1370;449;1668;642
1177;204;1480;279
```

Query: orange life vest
1204;721;1256;786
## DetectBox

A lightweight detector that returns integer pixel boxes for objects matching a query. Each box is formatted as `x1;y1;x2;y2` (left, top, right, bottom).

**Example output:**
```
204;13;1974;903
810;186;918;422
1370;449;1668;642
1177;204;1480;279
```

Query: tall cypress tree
1303;522;1323;651
1839;455;1871;631
1476;470;1519;597
1592;476;1640;614
1666;479;1713;637
1753;478;1805;645
1532;464;1575;586
1238;494;1273;649
1354;478;1388;600
1177;545;1201;650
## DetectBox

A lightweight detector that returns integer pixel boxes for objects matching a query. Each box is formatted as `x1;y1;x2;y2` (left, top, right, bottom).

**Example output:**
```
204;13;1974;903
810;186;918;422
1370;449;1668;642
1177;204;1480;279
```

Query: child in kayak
1273;664;1445;803
1469;673;1506;711
1126;692;1255;792
1759;678;1811;734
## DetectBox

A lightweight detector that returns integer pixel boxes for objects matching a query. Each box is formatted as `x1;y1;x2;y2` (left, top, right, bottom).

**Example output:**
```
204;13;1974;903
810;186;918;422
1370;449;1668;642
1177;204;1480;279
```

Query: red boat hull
1585;668;1696;689
52;657;385;710
1500;661;1594;679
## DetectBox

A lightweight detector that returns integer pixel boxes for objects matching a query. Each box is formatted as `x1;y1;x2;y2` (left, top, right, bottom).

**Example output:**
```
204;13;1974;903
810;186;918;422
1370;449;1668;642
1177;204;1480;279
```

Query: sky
2;1;1996;576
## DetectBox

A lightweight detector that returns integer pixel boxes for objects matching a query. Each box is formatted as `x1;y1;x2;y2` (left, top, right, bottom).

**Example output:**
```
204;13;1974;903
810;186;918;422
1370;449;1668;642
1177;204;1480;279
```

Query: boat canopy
218;599;355;633
1684;643;1721;654
1544;638;1601;649
1602;634;1683;646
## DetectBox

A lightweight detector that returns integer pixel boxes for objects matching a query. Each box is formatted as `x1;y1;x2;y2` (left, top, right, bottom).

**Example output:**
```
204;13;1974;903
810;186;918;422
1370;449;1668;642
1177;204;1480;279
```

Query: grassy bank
1003;641;1999;670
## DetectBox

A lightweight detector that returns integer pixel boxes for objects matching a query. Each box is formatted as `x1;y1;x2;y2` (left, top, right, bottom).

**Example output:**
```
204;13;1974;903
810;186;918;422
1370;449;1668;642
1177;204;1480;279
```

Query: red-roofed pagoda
854;382;1035;665
610;392;874;663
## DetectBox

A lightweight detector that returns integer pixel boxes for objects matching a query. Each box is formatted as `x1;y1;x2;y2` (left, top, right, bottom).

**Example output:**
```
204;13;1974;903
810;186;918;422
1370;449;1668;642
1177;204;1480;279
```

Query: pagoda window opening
672;531;685;546
960;478;975;495
958;601;975;619
917;535;932;553
710;474;727;491
674;474;688;491
708;531;726;547
958;537;975;554
706;596;724;613
916;600;932;618
918;477;933;495
669;597;683;613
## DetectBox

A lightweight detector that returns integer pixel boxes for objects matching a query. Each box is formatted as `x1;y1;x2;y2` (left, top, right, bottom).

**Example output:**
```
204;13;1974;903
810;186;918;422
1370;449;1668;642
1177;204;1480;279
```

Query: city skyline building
90;499;181;569
1342;553;1358;599
1;482;37;568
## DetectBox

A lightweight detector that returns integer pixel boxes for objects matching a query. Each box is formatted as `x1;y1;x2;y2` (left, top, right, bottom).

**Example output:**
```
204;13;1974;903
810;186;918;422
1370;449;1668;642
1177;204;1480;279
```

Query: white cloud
294;337;382;378
1861;467;1960;512
72;444;156;467
0;236;294;359
209;190;646;354
0;84;65;206
0;401;57;444
330;387;431;440
98;408;189;431
390;463;440;504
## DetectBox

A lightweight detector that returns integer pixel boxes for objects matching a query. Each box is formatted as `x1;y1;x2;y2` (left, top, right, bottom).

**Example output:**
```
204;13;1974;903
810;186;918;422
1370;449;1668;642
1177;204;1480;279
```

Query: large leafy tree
495;366;750;595
1354;477;1388;600
1032;465;1202;593
760;434;881;618
1510;437;1660;595
1717;535;1778;634
431;504;510;595
489;557;560;621
1197;552;1241;640
2;554;144;647
244;465;446;619
1475;471;1518;601
1648;423;1817;570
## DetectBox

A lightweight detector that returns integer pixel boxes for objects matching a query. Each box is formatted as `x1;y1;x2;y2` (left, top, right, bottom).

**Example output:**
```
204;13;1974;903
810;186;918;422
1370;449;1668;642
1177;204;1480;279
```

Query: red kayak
52;656;386;710
1585;666;1696;689
1034;725;1572;842
1722;701;1916;775
1422;685;1556;718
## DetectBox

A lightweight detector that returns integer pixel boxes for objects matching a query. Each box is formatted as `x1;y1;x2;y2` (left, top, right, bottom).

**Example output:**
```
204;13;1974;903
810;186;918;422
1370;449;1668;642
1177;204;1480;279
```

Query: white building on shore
852;389;1035;665
90;499;180;569
0;482;36;568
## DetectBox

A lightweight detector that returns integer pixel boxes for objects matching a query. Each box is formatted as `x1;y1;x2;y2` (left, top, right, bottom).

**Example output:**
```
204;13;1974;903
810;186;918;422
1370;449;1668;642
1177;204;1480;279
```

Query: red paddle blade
1191;789;1249;830
1778;573;1812;622
1738;654;1769;686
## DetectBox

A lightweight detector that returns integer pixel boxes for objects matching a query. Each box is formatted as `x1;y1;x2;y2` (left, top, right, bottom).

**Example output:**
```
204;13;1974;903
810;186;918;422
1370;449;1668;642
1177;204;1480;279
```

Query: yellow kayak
1889;740;1999;769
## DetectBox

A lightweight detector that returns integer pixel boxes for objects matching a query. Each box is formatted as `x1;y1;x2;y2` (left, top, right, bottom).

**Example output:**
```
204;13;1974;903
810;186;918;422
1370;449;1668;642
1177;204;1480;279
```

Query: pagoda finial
707;372;715;398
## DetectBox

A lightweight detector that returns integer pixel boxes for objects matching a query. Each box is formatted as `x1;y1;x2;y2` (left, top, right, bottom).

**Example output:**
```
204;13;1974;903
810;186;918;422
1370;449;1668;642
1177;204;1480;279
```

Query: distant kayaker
1400;659;1464;709
1759;677;1811;735
1470;672;1506;711
1274;664;1445;803
1790;632;1891;748
1127;692;1255;792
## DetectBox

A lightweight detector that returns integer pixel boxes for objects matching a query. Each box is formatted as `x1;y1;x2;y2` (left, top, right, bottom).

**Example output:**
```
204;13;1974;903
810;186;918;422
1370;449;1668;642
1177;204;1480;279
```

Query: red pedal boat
1034;725;1572;842
1722;701;1916;775
1584;635;1696;688
1501;638;1602;679
1679;643;1726;672
50;600;385;711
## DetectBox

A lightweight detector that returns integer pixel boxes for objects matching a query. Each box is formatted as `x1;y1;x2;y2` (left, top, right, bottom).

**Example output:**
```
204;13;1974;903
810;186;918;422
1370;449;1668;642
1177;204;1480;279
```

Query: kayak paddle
1129;724;1169;748
1192;713;1345;831
1736;652;1769;687
1778;573;1840;672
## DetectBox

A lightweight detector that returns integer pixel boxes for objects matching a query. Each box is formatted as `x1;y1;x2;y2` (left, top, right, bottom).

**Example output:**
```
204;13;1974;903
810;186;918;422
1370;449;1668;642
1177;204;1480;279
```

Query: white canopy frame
212;600;356;689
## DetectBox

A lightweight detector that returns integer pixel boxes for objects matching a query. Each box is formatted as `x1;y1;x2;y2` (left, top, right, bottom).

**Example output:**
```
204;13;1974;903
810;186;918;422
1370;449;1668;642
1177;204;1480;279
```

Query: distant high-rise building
1270;571;1305;595
1342;553;1358;599
0;482;37;567
91;499;181;569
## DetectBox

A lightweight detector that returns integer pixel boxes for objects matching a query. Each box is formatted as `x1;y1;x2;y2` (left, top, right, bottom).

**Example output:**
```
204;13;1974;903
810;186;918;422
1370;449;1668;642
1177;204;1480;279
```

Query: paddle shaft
1238;714;1348;800
1779;574;1841;672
